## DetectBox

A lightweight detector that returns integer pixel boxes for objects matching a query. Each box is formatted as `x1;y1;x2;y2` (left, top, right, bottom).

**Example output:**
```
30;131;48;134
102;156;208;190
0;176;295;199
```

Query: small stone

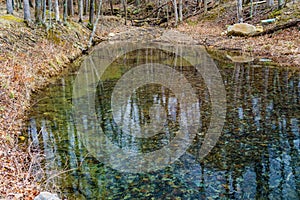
108;33;116;37
34;192;60;200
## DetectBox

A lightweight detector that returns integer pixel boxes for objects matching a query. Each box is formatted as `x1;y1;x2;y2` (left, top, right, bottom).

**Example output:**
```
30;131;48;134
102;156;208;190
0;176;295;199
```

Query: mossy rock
0;14;23;23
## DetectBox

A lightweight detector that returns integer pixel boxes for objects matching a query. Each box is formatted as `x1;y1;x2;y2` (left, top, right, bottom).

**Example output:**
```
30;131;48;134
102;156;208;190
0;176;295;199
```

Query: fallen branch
251;19;300;37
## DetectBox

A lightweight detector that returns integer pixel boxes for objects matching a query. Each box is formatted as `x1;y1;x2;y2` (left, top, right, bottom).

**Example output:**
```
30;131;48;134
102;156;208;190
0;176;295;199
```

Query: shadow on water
25;45;300;199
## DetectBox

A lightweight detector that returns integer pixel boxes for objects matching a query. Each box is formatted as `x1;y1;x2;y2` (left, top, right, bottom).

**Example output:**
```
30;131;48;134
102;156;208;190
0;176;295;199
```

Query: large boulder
227;23;257;36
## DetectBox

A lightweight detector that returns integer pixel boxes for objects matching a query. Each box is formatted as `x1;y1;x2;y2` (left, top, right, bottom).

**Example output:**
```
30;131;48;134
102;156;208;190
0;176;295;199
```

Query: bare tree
24;0;31;22
178;0;183;22
68;0;74;16
35;0;42;23
84;0;89;15
237;0;243;23
64;0;68;23
266;0;274;7
173;0;178;26
122;0;127;25
42;0;46;23
109;0;113;15
6;0;13;14
204;0;208;13
55;0;60;22
49;0;52;27
88;0;103;47
278;0;284;9
79;0;84;22
89;0;95;25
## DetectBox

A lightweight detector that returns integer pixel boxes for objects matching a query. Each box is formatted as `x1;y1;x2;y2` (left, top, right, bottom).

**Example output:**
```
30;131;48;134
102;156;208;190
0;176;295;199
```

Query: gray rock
227;23;257;36
34;192;60;200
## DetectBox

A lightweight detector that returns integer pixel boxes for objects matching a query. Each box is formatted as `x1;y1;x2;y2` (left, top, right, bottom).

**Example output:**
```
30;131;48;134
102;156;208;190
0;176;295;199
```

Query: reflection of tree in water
27;48;300;199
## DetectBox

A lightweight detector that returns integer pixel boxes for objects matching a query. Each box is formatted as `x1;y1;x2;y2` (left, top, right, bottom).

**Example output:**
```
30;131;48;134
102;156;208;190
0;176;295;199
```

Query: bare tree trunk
7;0;14;14
237;0;243;23
63;0;68;23
68;0;74;16
173;0;178;26
55;0;60;22
88;0;102;48
178;0;183;22
49;0;52;27
204;0;208;13
122;0;127;25
84;0;89;15
109;0;113;15
89;0;95;25
266;0;274;6
24;0;31;22
79;0;83;22
42;0;46;23
278;0;284;9
35;0;42;23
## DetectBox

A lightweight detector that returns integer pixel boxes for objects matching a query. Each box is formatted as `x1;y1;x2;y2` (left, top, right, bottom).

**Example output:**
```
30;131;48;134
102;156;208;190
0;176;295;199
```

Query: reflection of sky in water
27;48;300;199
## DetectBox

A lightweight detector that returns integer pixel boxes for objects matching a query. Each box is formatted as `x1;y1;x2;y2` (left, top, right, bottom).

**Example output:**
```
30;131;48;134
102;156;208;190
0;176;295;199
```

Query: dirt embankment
0;4;128;198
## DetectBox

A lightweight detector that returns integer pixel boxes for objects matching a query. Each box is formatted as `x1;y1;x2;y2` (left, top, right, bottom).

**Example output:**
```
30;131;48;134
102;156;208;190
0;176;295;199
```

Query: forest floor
0;1;299;199
176;1;300;67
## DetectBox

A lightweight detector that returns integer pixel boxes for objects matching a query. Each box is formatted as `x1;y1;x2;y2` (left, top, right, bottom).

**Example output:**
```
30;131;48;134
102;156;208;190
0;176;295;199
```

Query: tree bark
178;0;183;22
48;0;52;27
122;0;127;25
173;0;178;26
84;0;89;15
35;0;42;23
109;0;113;15
55;0;60;22
68;0;74;16
88;0;102;48
63;0;68;23
79;0;83;22
42;0;46;23
7;0;14;14
89;0;95;25
266;0;274;7
24;0;31;22
237;0;243;23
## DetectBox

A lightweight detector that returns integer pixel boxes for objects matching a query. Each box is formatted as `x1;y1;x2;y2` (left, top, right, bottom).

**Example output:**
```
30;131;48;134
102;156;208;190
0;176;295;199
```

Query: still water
26;43;300;199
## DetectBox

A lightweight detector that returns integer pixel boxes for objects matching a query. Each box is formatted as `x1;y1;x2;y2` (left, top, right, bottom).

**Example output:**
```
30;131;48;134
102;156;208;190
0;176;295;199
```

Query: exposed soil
0;3;129;198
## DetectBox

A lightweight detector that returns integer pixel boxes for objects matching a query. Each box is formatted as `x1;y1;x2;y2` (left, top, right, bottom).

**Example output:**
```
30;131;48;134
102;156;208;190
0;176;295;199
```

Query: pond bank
0;7;129;197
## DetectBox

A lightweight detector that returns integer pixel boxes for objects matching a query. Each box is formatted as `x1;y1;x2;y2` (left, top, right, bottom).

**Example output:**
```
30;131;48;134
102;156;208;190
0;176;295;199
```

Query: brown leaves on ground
177;4;300;67
0;2;130;197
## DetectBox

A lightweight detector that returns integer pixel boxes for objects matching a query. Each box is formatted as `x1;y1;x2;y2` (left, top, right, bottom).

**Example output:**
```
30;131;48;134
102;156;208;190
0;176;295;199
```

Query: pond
26;42;300;199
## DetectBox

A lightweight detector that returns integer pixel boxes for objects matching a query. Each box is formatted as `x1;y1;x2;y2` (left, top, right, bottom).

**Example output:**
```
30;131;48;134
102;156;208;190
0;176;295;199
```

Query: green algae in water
26;47;300;199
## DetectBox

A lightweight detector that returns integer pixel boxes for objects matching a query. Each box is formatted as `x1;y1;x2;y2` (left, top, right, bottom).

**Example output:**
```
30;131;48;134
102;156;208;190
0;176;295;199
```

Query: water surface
26;46;300;199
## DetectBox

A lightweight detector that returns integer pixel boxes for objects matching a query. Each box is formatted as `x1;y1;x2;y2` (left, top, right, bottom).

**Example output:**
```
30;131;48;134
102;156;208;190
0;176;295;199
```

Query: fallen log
250;19;300;37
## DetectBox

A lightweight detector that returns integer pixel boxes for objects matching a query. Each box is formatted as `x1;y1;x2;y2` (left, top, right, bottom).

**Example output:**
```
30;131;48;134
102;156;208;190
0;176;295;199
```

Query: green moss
0;14;23;23
47;29;62;44
268;9;283;18
186;19;198;26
